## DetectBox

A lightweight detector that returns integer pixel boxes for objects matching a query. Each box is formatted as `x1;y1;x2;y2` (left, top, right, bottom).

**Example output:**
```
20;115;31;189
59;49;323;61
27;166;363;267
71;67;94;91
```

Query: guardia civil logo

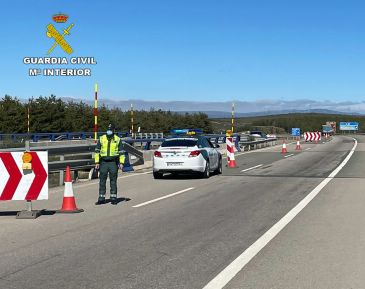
23;13;97;77
46;13;74;55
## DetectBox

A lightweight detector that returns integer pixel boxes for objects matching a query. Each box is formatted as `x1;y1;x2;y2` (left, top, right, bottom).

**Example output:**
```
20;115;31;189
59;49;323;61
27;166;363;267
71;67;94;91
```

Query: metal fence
0;132;164;143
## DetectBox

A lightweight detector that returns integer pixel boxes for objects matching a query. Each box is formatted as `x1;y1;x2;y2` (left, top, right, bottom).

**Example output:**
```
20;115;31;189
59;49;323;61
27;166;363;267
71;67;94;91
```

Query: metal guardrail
238;138;278;151
0;131;164;143
132;133;164;139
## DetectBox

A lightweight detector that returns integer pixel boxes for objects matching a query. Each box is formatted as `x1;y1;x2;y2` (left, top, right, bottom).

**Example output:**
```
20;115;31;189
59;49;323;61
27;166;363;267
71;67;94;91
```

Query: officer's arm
95;139;101;164
118;140;125;164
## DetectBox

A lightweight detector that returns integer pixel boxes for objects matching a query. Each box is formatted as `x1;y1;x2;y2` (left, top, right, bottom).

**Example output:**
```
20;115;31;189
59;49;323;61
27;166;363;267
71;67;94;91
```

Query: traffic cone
57;166;84;213
281;141;288;154
295;140;301;150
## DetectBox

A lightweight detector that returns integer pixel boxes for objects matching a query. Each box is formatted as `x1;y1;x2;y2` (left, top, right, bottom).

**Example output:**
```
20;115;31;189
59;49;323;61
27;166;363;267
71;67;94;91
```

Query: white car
153;136;223;179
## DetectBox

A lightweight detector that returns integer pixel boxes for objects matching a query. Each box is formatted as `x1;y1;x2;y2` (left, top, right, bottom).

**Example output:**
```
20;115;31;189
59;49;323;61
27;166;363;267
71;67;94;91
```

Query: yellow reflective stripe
119;155;125;164
95;153;100;163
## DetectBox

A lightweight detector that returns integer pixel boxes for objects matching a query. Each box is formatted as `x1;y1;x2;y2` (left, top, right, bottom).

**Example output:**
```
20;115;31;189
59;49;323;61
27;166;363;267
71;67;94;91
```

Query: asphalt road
0;136;360;289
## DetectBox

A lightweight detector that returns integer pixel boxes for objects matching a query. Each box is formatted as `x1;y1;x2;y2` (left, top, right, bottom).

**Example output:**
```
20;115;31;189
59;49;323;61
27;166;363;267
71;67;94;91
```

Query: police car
153;136;223;179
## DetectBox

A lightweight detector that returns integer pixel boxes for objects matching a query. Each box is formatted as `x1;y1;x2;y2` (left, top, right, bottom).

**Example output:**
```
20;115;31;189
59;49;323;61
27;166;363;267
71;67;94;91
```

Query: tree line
212;113;365;133
0;95;213;134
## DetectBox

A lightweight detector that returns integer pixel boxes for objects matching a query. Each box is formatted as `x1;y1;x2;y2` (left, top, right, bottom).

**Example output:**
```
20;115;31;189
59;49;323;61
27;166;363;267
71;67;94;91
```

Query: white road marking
120;171;152;178
240;164;263;173
284;154;294;158
305;148;312;151
202;138;357;289
133;187;195;208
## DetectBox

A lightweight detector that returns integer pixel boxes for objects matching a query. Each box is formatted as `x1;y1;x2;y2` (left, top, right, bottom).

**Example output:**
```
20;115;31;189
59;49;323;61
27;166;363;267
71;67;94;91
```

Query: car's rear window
161;139;197;147
250;131;262;135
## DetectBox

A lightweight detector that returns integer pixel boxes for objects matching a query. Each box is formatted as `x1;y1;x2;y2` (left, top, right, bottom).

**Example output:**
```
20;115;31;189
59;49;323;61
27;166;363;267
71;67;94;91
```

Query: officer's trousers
99;159;118;199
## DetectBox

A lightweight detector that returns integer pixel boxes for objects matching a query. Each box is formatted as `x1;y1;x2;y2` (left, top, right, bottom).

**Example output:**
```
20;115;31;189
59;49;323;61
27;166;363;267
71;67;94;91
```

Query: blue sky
1;0;365;104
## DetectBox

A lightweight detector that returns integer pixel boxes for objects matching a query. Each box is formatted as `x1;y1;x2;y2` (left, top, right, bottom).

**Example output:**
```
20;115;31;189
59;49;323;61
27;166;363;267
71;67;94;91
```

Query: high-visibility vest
95;135;125;164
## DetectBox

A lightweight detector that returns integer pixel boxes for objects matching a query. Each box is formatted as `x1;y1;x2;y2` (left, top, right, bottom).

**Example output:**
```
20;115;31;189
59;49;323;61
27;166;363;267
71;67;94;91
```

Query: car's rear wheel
215;157;222;174
153;172;163;179
202;161;210;178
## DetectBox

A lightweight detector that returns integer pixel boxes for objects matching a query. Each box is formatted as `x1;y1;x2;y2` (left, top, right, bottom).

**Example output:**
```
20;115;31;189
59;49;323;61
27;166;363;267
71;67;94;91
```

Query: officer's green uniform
94;134;125;201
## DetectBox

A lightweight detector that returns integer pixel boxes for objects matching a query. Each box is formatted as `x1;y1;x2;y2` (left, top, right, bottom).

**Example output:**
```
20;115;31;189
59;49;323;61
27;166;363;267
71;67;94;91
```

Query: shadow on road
105;197;131;204
0;209;57;217
160;172;222;180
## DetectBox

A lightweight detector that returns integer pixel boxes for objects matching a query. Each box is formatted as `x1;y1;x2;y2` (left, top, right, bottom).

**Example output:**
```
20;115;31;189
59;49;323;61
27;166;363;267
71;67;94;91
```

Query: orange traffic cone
295;140;301;150
57;166;84;213
281;141;288;154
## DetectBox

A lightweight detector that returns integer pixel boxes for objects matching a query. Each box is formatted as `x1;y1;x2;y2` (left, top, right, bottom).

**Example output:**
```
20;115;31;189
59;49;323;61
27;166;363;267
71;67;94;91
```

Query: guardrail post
59;155;65;186
144;141;151;150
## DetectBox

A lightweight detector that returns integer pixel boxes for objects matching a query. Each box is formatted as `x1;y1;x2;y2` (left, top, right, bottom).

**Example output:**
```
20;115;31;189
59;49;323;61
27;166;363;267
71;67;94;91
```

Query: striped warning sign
304;132;321;142
0;152;48;201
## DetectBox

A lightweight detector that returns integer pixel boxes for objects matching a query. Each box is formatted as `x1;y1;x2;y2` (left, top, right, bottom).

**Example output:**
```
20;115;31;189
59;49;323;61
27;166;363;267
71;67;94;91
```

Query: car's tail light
154;151;162;158
189;150;201;157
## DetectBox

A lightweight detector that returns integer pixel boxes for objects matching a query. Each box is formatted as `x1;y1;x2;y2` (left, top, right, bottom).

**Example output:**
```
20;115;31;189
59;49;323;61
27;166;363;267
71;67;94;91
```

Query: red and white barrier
226;137;237;168
295;140;301;150
304;132;321;142
0;152;48;201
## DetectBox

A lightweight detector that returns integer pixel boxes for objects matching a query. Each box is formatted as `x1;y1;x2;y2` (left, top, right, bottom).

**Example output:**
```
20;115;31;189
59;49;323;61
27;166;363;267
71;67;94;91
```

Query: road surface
0;135;363;289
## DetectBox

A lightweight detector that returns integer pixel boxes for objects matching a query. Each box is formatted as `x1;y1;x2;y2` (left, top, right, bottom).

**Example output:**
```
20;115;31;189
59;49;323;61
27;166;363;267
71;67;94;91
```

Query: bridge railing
0;131;165;143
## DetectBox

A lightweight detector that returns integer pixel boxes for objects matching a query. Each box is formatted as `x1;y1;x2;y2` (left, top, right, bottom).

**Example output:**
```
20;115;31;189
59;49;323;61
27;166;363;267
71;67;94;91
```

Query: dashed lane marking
133;187;195;208
240;164;263;173
284;154;294;158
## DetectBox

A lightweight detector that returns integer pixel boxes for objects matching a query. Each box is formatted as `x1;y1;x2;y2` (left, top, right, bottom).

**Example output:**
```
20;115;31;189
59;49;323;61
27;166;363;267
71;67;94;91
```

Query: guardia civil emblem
46;13;74;55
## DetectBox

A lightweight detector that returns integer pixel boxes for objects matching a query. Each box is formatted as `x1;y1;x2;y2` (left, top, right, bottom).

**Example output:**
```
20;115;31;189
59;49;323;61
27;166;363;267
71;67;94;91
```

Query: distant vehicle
153;136;222;179
249;131;267;139
266;134;277;138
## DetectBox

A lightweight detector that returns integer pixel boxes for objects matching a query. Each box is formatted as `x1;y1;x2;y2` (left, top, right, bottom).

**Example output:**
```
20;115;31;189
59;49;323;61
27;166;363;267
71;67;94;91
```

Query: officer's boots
95;196;106;205
110;196;118;205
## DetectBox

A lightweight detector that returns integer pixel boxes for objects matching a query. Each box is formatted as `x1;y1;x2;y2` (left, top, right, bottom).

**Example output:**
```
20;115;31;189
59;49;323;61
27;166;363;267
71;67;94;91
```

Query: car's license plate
167;162;183;166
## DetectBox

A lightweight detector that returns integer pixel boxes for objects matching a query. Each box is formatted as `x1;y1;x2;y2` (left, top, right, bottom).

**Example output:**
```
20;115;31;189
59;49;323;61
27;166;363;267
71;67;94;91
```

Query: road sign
339;122;359;131
326;121;337;133
291;128;301;136
0;152;48;201
322;125;334;133
304;132;321;141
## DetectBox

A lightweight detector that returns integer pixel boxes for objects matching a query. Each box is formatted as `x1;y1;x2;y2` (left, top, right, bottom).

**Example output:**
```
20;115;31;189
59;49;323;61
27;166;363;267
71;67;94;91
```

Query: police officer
94;124;125;205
